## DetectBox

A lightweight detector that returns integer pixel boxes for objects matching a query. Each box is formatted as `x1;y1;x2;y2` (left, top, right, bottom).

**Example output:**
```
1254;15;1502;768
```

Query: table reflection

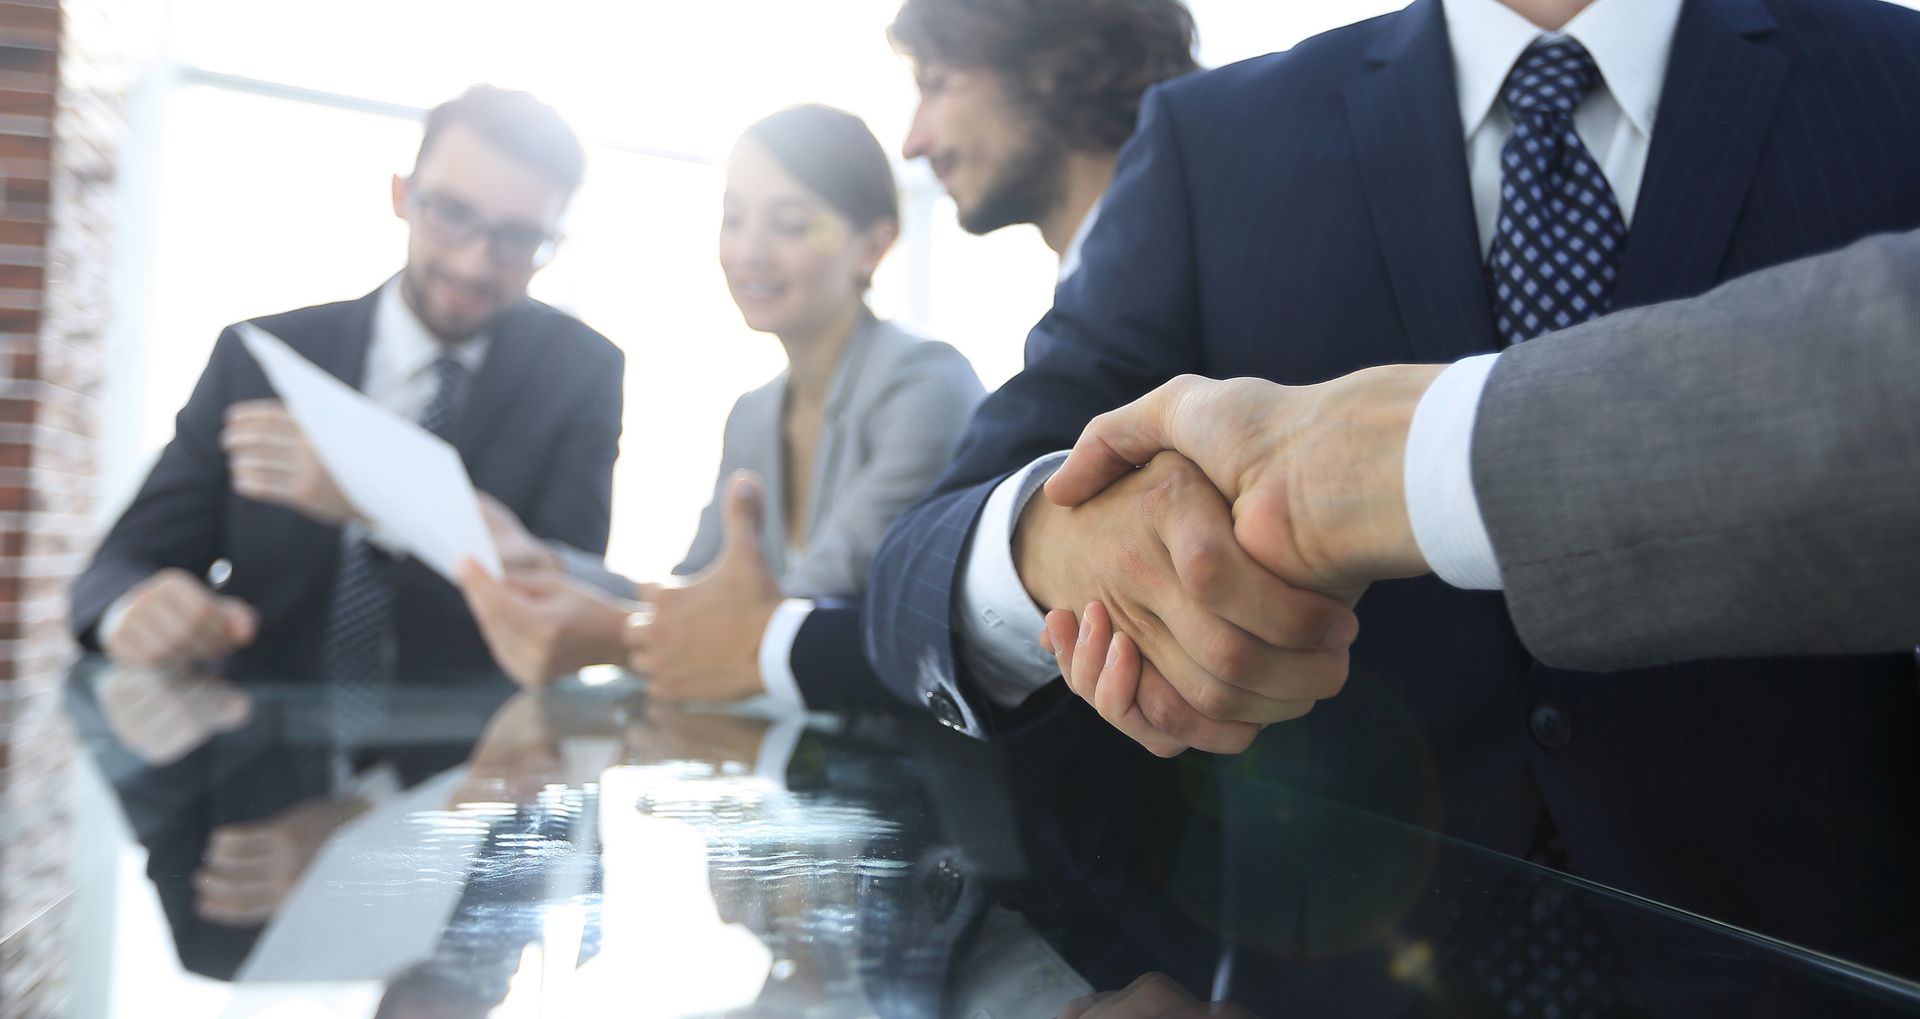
62;656;1920;1018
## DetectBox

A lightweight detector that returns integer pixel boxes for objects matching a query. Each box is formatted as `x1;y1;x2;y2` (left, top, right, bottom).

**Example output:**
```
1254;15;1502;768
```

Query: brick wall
0;0;125;1012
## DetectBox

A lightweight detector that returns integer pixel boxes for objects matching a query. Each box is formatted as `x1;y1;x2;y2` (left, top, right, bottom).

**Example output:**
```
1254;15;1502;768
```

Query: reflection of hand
96;664;253;765
625;473;781;703
194;795;370;927
1014;452;1357;758
103;568;257;668
458;563;630;689
1061;973;1259;1019
622;703;772;769
222;400;358;526
1046;369;1442;601
453;692;566;805
476;492;561;574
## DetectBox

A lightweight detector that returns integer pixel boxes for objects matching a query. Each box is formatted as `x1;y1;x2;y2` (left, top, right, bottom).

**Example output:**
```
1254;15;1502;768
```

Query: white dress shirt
1410;0;1679;588
99;280;489;644
956;0;1683;708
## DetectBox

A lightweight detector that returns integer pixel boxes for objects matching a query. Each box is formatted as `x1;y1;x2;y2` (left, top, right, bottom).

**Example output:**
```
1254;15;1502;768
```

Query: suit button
927;689;965;730
923;855;964;922
1529;704;1572;750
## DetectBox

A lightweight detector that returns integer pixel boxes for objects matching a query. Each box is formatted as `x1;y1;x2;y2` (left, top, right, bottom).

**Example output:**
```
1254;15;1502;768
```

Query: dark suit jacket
70;283;625;680
865;0;1920;973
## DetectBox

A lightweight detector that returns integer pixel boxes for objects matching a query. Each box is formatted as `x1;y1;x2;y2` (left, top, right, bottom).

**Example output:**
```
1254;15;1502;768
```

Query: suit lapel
449;302;539;468
1343;0;1497;362
310;286;381;390
1613;0;1787;308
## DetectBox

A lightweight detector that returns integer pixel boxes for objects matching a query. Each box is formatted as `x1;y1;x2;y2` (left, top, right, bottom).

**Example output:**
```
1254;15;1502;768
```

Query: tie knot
1501;39;1602;119
431;354;468;388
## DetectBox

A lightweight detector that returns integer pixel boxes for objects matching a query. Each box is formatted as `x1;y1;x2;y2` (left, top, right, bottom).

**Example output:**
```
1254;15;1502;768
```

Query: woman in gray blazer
460;105;983;700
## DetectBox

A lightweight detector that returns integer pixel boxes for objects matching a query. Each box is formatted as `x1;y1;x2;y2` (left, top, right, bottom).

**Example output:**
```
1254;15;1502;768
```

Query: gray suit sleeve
1472;229;1920;671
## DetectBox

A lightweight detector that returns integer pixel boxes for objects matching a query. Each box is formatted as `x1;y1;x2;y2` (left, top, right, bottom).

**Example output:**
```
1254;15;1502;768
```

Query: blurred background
99;0;1417;580
6;1;1915;1017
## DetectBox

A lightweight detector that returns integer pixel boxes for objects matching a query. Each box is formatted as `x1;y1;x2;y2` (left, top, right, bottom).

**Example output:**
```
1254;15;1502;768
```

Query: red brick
0;221;44;247
0;131;48;159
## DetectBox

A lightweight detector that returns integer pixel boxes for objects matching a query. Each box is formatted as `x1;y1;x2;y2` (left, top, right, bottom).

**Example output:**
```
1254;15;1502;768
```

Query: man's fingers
625;614;656;676
223;400;293;428
216;598;258;648
1156;477;1359;651
1134;665;1263;754
1043;609;1080;696
1046;384;1191;508
206;823;282;863
1069;602;1114;704
1154;597;1347;716
1092;631;1142;728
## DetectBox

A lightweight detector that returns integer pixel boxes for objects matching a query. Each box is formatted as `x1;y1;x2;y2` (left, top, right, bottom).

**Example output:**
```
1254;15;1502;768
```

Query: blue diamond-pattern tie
323;355;470;751
1487;39;1627;346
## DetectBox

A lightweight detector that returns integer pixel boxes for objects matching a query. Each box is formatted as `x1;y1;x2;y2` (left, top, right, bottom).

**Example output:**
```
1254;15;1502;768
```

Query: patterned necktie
1487;39;1628;346
323;354;470;754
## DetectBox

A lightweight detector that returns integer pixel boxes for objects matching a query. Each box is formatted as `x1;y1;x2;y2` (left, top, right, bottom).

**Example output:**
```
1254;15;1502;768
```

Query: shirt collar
372;277;488;384
1059;196;1103;284
1444;0;1682;140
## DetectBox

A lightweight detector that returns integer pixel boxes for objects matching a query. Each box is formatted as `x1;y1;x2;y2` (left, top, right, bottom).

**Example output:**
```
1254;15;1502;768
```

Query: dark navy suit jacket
70;283;625;680
865;0;1920;973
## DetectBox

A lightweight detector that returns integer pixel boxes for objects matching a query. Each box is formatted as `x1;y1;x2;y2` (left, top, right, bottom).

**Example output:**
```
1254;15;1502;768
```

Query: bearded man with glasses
71;85;624;730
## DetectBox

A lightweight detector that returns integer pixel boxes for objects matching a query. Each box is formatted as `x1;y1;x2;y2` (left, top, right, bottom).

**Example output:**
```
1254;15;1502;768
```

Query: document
235;321;502;582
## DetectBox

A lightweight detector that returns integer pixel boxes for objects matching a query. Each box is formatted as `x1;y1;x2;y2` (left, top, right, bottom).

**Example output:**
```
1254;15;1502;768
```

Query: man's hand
1060;973;1258;1019
1045;369;1444;596
477;491;562;574
194;795;370;927
102;568;258;668
458;563;632;689
625;472;782;703
222;400;358;526
96;664;253;765
1015;452;1358;757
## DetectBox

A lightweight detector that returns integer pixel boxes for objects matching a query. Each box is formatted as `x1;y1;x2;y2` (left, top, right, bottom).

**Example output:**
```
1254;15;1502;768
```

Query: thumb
717;470;767;564
217;598;258;648
1045;378;1192;508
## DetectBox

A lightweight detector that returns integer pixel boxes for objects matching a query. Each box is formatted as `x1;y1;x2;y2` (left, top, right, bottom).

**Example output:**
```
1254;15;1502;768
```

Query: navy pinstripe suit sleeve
863;85;1208;738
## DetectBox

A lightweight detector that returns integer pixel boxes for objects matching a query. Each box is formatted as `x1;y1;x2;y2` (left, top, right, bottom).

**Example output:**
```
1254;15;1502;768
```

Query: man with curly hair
892;0;1199;277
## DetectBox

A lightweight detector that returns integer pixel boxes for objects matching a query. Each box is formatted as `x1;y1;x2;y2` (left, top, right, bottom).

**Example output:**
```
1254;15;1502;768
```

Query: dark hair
740;104;900;231
415;85;586;195
889;0;1199;152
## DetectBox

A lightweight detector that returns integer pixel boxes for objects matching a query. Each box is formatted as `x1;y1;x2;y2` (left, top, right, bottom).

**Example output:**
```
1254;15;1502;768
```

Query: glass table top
42;656;1920;1018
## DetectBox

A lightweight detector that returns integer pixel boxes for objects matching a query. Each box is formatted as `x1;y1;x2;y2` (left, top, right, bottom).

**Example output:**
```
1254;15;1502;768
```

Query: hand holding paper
234;322;502;582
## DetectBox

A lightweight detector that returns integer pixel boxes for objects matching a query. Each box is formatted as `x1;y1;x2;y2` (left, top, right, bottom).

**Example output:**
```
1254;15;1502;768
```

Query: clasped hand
1024;367;1443;756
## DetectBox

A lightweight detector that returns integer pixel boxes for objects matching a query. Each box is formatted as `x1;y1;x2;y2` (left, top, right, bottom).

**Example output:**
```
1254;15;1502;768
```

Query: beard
400;263;517;343
957;127;1068;237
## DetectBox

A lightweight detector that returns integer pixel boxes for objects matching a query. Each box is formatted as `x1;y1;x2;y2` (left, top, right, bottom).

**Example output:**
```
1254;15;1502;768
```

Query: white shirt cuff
1404;353;1504;590
756;598;814;713
752;714;808;791
953;453;1071;709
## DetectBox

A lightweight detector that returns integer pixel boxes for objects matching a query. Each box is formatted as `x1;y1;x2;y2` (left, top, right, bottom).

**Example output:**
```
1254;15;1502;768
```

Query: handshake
1019;365;1445;758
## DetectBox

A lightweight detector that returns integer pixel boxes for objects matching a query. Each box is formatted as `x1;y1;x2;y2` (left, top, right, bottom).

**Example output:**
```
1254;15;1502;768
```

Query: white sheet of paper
235;321;502;582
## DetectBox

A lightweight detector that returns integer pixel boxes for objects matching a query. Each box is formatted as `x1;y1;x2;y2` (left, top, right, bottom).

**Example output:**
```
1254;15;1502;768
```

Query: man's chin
424;304;503;343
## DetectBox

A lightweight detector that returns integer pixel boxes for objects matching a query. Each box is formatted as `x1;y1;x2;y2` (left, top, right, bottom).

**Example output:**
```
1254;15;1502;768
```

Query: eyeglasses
406;188;560;270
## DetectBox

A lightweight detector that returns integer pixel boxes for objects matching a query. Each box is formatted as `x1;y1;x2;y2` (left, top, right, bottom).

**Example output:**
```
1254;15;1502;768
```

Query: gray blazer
676;315;984;598
1473;229;1920;672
